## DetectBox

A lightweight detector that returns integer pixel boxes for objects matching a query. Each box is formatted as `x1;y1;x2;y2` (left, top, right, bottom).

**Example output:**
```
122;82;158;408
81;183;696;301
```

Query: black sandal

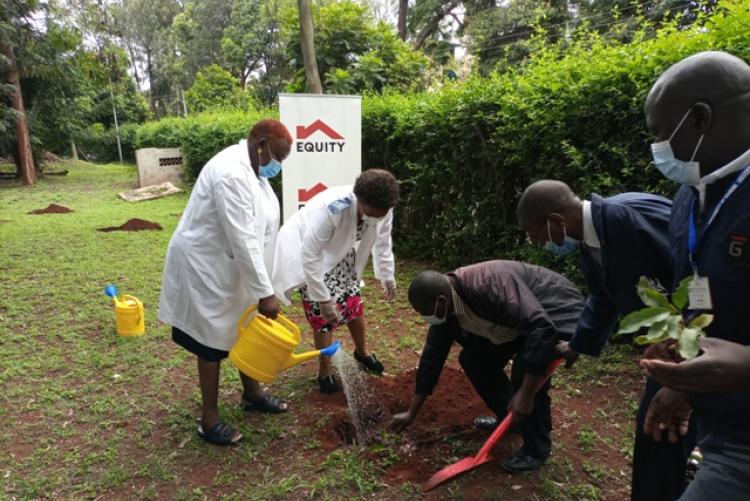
242;393;288;414
197;422;242;446
354;351;384;375
318;374;342;394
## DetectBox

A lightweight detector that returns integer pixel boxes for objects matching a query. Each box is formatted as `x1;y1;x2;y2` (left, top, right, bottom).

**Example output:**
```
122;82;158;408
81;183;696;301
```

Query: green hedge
129;2;750;269
77;122;140;163
362;2;750;268
135;108;277;180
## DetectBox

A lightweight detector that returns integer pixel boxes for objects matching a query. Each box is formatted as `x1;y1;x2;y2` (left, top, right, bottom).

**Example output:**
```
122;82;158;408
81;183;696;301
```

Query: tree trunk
398;0;408;40
413;0;459;50
70;138;78;160
297;0;322;93
146;49;156;113
0;36;35;186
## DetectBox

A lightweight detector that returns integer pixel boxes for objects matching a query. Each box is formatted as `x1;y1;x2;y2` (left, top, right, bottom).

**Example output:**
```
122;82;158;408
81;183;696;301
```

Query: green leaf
678;328;704;360
666;315;683;340
617;307;672;335
636;276;676;312
688;314;713;329
672;276;693;311
634;320;670;345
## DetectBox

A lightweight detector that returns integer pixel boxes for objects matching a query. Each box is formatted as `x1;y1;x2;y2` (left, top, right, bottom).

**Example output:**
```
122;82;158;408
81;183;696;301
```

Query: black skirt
172;326;229;362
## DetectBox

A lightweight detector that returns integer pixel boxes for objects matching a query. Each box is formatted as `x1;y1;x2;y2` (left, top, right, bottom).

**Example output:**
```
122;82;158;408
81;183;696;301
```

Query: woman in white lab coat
158;119;292;446
272;169;399;393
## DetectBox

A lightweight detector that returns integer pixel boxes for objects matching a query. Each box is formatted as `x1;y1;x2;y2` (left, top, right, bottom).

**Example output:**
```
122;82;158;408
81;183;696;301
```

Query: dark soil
302;362;640;499
28;203;73;214
644;340;684;362
314;367;499;484
98;218;163;232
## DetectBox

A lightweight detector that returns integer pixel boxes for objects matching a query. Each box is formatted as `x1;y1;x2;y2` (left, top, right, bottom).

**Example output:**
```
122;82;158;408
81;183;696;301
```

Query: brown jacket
416;260;584;394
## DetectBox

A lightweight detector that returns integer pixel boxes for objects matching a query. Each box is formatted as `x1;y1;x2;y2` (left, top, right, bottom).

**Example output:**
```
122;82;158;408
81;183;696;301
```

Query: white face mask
421;297;447;326
362;214;385;224
650;108;704;185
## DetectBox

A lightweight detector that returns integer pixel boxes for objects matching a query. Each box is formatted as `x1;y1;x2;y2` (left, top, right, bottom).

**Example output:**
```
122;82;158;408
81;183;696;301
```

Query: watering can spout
281;341;341;370
282;350;321;370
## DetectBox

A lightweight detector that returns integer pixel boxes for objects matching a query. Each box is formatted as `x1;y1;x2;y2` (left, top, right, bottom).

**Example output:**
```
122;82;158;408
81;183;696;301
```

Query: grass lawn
1;160;643;500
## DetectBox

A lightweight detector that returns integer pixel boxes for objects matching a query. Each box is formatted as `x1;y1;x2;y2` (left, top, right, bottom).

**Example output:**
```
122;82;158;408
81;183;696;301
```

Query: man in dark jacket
517;180;692;501
390;260;583;472
643;51;750;500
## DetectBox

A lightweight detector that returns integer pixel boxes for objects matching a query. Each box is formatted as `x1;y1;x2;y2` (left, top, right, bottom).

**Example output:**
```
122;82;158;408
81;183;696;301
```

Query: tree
465;0;570;74
172;0;233;79
1;0;39;185
284;1;430;94
0;32;35;185
297;0;323;92
184;64;256;112
398;0;408;40
116;0;182;113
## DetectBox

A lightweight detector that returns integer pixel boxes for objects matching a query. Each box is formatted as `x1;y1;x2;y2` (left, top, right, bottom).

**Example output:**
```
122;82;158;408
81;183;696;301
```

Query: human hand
556;341;580;369
509;390;534;425
390;411;415;433
381;280;396;302
319;300;340;326
258;295;280;319
643;388;691;443
640;337;750;393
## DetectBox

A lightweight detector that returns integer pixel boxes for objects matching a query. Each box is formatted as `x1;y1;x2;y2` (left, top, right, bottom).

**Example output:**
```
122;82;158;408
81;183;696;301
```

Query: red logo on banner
296;120;344;140
298;182;328;202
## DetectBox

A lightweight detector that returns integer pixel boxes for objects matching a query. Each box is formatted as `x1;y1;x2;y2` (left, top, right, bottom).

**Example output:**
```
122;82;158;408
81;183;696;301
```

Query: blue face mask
258;142;283;178
544;220;578;257
650;108;704;185
259;158;282;178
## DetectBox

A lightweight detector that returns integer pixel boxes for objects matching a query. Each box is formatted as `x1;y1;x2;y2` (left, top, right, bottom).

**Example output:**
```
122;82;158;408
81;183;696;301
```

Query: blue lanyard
688;164;750;268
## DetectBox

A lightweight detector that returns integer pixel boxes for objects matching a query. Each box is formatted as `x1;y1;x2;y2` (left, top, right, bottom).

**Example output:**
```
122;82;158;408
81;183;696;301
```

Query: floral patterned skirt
299;247;363;333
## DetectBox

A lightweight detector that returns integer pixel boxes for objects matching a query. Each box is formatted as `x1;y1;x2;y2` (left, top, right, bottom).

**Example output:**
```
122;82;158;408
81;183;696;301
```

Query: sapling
617;276;713;360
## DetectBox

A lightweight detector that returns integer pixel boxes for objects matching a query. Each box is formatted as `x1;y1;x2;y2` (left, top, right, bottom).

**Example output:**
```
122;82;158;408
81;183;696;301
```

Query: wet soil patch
98;218;163;232
28;203;73;214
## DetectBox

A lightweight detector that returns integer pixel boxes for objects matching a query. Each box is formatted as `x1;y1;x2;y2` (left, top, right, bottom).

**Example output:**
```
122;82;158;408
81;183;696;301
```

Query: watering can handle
239;305;300;342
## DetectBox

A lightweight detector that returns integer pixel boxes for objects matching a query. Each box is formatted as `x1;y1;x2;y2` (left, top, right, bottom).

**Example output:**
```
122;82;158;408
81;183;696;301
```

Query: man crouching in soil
390;260;583;472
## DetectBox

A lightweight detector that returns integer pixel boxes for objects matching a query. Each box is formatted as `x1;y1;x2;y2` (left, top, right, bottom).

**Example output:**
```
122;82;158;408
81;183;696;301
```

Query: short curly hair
353;169;399;210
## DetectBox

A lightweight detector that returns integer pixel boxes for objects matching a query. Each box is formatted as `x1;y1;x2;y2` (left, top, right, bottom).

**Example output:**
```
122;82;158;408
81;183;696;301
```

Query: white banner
279;93;362;222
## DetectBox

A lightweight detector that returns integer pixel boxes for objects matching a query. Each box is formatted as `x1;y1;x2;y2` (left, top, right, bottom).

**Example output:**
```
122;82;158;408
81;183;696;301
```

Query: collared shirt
582;200;603;268
451;286;519;345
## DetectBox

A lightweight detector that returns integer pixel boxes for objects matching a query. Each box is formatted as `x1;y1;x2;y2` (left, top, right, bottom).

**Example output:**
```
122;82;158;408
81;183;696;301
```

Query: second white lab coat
271;185;395;304
158;140;279;351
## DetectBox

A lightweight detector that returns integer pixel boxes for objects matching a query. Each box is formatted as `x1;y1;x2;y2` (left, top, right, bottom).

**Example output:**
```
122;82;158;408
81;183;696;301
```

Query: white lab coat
158;140;280;351
272;185;396;305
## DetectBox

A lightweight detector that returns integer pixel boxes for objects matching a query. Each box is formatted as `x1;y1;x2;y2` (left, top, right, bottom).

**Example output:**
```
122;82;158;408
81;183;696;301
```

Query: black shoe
500;450;545;473
474;416;521;434
474;416;499;431
318;375;342;394
353;351;384;375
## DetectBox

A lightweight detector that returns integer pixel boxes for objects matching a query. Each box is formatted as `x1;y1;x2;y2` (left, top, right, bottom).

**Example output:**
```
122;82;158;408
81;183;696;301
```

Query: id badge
688;276;713;310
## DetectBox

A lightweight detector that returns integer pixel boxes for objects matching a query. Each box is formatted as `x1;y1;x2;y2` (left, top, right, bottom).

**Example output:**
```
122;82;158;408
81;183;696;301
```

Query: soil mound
98;218;162;232
312;366;494;483
28;203;73;214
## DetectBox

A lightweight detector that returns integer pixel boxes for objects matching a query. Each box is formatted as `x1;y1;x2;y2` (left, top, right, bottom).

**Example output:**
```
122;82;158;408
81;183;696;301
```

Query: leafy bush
76;122;140;163
361;2;750;268
184;64;258;113
131;2;750;270
135;108;276;180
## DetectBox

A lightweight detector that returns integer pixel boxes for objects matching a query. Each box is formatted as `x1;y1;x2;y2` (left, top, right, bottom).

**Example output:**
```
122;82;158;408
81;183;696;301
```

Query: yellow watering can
229;305;340;383
104;284;145;336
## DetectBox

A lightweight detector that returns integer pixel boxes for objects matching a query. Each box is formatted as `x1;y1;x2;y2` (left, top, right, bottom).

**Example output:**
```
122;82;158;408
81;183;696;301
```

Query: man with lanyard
643;51;750;500
389;261;584;472
516;180;692;501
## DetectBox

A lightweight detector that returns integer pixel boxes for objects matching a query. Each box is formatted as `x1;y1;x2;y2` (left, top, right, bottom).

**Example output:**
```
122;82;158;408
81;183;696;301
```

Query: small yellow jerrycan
104;284;145;336
229;305;340;383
